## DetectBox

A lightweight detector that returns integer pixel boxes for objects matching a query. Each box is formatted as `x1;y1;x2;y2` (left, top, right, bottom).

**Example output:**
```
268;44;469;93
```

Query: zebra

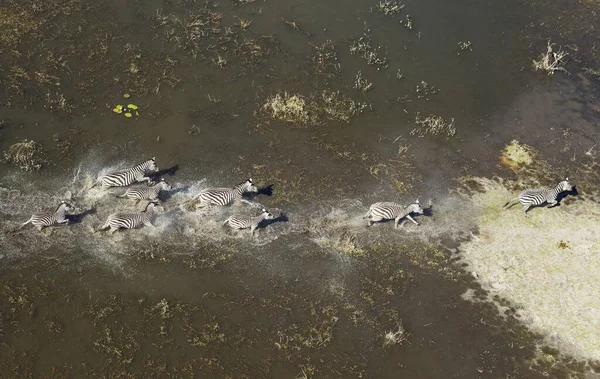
94;157;159;188
20;201;74;230
98;201;162;234
503;178;573;216
363;200;424;228
117;178;172;204
223;208;274;236
188;178;258;208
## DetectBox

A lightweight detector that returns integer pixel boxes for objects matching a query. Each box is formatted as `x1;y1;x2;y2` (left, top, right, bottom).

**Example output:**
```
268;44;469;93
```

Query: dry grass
533;41;568;75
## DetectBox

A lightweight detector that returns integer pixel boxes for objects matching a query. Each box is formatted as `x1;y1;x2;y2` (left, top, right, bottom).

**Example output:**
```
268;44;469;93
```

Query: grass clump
410;113;456;137
310;40;340;78
2;139;47;171
376;0;405;16
261;92;316;126
533;41;568;75
383;322;408;346
261;91;368;126
321;90;369;123
500;140;535;171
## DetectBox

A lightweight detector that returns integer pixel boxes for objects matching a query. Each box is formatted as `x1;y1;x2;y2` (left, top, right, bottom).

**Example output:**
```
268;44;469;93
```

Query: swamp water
1;0;600;377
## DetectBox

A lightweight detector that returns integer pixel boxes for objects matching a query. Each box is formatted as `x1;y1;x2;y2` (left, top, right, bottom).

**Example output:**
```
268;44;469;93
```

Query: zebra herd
18;157;576;235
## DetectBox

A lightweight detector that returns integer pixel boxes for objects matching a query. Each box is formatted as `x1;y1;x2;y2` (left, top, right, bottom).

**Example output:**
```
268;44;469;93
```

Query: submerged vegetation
2;139;46;171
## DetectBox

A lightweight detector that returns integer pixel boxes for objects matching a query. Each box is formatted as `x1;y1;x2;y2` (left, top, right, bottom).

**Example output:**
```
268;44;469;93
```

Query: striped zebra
223;208;274;236
95;157;159;188
117;178;172;204
363;200;424;228
20;201;74;230
99;201;163;234
188;178;258;208
503;178;573;216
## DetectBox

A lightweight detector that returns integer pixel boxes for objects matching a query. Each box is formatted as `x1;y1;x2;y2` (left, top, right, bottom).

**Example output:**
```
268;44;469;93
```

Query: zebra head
261;208;275;220
57;201;74;212
147;157;159;172
559;178;573;191
243;178;258;193
157;178;172;191
406;200;424;215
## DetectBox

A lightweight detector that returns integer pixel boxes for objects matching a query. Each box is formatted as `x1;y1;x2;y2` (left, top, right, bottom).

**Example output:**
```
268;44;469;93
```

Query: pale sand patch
458;177;600;360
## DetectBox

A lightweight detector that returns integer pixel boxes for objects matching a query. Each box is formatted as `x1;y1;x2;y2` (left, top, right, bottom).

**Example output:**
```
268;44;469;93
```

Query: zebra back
101;157;158;188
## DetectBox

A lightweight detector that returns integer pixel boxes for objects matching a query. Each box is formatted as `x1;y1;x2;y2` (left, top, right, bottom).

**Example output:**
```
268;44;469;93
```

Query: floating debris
415;80;438;100
457;41;472;54
2;139;47;171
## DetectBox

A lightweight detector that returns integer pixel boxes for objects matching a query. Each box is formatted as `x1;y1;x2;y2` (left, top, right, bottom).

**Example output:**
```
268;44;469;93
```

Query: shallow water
1;0;600;377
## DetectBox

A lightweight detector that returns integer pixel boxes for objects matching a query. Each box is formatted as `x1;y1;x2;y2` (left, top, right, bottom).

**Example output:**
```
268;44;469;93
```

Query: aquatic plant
410;113;456;137
533;41;568;75
349;33;388;69
261;92;315;125
375;0;405;16
500;140;534;171
354;70;373;92
2;139;46;171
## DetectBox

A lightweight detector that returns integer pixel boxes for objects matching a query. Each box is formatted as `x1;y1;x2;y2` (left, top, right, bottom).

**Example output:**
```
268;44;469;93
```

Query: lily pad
124;112;133;118
127;104;138;110
113;104;124;114
123;93;131;99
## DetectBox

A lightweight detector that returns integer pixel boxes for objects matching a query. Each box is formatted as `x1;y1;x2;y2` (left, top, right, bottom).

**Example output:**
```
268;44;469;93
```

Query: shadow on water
159;185;188;202
151;164;180;181
262;212;289;228
67;207;97;225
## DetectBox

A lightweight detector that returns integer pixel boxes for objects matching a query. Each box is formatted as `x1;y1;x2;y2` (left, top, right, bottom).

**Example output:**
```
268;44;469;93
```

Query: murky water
1;0;600;377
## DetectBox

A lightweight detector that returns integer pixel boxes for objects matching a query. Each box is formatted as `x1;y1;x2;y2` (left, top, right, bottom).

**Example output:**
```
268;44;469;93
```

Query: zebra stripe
118;178;171;203
223;209;274;235
364;200;424;227
100;201;161;234
20;201;74;230
503;178;573;216
191;178;258;207
99;157;159;188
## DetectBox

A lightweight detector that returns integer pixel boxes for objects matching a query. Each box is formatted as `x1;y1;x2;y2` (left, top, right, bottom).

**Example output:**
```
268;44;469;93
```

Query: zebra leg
405;215;419;225
503;198;519;210
522;205;531;217
143;220;156;228
19;218;32;229
250;226;257;236
367;219;373;227
546;200;558;208
108;227;118;234
394;217;401;228
139;176;152;183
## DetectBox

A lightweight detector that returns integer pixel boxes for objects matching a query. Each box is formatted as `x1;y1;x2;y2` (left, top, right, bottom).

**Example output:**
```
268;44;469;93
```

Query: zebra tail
503;197;519;209
362;210;371;219
222;218;230;226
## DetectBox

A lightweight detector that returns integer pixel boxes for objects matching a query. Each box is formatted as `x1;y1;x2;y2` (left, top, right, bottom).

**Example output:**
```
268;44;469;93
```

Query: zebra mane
235;179;251;188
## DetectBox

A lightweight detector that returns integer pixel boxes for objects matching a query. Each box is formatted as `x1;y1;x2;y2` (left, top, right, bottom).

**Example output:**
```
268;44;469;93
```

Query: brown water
1;0;600;377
